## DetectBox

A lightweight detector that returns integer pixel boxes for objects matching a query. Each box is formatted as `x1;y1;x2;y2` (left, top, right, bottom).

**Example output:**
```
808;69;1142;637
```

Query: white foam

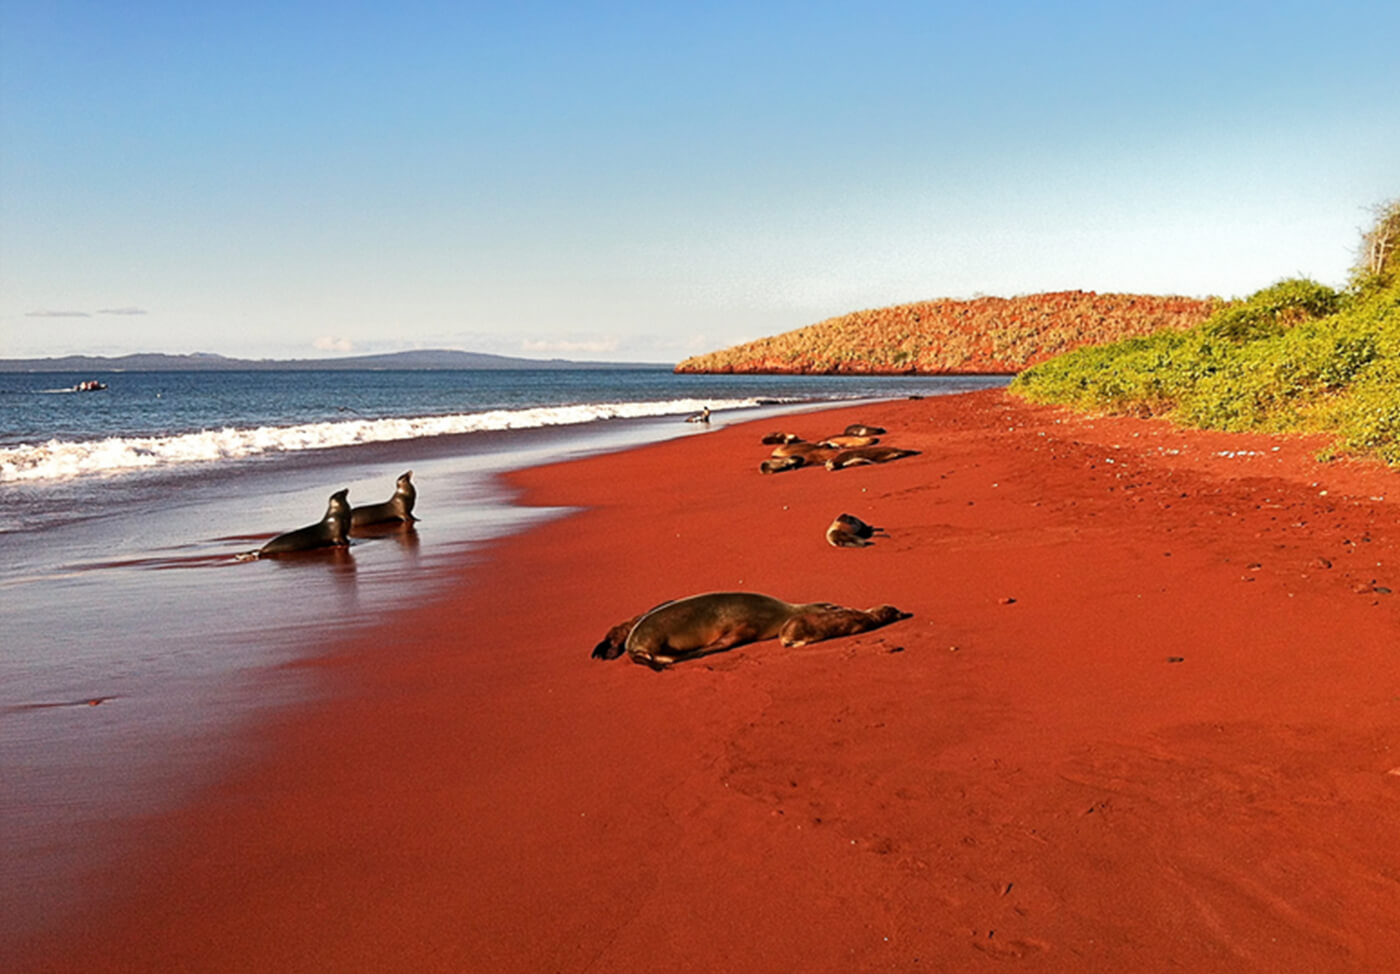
0;397;777;483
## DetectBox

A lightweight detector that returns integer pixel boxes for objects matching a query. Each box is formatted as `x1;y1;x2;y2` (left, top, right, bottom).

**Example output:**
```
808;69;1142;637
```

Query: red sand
14;390;1400;972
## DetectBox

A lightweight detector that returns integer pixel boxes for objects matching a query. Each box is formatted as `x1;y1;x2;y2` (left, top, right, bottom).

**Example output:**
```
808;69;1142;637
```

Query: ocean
0;367;1006;945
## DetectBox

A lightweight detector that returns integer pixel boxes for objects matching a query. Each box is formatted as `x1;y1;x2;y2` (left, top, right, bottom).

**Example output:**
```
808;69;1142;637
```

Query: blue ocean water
0;367;1000;462
0;367;1006;943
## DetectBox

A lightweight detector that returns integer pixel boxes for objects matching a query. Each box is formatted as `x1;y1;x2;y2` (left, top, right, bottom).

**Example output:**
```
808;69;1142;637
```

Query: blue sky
2;1;1397;362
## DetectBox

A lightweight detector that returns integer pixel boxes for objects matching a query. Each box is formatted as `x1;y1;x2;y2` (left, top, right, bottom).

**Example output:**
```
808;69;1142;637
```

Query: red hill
674;291;1219;374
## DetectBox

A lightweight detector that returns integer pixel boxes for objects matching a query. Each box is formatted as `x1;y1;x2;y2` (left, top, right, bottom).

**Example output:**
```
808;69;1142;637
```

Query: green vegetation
1011;200;1400;464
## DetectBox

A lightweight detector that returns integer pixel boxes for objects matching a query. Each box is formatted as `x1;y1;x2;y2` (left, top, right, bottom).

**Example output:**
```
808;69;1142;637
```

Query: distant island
675;291;1219;375
0;349;672;372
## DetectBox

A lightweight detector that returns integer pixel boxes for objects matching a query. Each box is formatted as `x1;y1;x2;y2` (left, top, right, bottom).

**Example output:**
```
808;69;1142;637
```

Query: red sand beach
13;389;1400;972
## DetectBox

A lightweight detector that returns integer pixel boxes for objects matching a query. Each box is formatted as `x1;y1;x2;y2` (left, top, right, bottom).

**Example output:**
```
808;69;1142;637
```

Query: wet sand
11;389;1400;972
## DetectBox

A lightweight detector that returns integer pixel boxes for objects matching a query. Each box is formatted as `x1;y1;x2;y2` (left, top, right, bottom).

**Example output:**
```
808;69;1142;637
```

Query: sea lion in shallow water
595;591;910;669
826;513;885;547
825;446;920;470
350;470;417;527
256;489;351;556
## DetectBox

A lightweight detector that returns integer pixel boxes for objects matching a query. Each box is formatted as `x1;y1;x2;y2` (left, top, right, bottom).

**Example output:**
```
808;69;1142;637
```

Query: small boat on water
72;380;108;392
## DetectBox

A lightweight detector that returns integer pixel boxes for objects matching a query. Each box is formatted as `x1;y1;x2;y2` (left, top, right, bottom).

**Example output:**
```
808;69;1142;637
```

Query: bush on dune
1012;200;1400;465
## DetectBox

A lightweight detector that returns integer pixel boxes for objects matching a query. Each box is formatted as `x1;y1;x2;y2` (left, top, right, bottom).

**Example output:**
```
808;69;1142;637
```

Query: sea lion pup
825;446;921;470
255;489;351;557
350;470;418;527
844;423;886;436
760;456;805;475
613;592;909;669
760;431;803;445
778;604;911;647
817;434;879;448
826;513;885;547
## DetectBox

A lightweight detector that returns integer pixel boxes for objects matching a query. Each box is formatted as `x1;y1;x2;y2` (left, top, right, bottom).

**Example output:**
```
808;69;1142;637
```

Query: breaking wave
1;396;773;483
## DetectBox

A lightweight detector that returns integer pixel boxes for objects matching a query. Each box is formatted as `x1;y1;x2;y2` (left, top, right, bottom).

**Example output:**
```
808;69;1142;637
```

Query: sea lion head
394;471;417;514
865;605;912;625
325;489;351;541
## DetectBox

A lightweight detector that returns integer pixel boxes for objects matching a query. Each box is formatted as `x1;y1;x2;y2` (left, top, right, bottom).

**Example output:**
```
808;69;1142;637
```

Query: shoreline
11;389;1400;972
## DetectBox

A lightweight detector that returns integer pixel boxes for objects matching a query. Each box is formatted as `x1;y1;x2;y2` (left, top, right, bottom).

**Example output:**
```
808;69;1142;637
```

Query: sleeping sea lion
825;446;920;470
818;434;879;448
769;441;840;464
844;424;886;436
350;470;418;527
826;513;885;547
760;431;804;445
255;489;351;557
777;604;911;647
768;440;816;459
597;591;910;669
760;456;805;475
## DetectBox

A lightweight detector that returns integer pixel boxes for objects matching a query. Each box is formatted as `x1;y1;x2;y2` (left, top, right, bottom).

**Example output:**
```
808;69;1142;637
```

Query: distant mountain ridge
0;349;671;372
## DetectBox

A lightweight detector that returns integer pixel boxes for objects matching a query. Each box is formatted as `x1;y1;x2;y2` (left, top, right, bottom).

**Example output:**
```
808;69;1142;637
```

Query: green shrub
1010;273;1400;464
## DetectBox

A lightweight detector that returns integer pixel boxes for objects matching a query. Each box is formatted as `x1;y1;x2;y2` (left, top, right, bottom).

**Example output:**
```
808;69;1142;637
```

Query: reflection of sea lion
844;424;886;436
818;434;879;448
256;489;351;556
826;446;920;470
761;432;803;445
826;513;885;547
760;456;805;475
597;592;910;668
350;470;417;527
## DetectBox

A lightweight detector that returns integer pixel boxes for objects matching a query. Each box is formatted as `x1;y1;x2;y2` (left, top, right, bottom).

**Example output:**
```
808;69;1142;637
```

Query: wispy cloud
97;306;148;316
26;309;91;318
313;336;356;353
520;337;619;356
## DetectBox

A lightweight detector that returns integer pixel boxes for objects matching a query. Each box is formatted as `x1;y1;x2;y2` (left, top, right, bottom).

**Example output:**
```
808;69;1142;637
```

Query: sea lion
256;489;351;556
844;424;886;436
760;432;803;445
826;513;885;547
760;456;805;475
686;406;711;424
818;434;880;448
768;441;840;463
598;591;910;668
768;440;813;459
825;446;920;470
778;604;911;647
350;470;418;527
